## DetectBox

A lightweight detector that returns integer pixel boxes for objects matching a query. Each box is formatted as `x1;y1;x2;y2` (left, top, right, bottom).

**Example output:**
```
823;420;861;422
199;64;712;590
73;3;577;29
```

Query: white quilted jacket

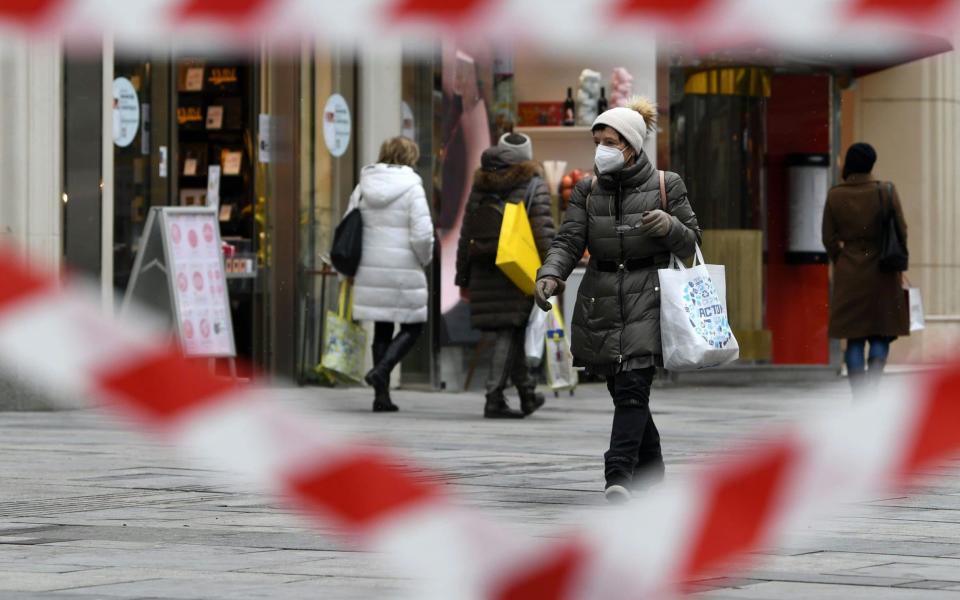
346;163;434;324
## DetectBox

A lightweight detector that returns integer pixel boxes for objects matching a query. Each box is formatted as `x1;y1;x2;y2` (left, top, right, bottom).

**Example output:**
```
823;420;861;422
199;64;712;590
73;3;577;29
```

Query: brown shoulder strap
658;170;668;212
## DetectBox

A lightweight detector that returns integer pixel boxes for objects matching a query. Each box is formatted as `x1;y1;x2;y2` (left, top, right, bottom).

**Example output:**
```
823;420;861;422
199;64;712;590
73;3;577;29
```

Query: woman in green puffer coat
534;98;701;504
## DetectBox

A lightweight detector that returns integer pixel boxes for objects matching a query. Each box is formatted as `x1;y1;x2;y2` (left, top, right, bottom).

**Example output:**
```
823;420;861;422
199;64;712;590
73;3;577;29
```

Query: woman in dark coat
534;98;701;503
455;133;556;419
822;143;909;399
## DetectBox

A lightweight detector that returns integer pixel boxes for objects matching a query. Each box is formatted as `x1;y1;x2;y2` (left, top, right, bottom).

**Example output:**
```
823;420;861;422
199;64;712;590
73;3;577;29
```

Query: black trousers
603;367;664;486
371;322;424;386
373;321;424;347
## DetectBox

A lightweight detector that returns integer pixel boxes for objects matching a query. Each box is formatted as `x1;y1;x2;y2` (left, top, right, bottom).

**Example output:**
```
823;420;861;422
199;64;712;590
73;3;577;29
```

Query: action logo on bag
682;276;733;349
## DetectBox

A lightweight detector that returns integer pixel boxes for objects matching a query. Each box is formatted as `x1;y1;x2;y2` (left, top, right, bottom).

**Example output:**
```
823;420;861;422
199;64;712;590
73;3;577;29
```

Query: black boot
364;329;419;393
483;391;524;419
369;340;398;412
371;340;390;369
372;388;398;412
517;387;545;416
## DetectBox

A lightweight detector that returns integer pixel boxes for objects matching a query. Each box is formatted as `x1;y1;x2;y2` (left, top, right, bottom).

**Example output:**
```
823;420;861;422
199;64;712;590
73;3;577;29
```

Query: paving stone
734;570;917;587
35;567;309;591
844;558;960;582
751;551;915;574
696;581;960;599
895;580;960;590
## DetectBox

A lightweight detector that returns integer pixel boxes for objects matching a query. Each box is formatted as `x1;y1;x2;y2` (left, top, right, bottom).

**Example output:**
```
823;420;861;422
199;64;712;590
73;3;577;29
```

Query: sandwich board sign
123;207;236;358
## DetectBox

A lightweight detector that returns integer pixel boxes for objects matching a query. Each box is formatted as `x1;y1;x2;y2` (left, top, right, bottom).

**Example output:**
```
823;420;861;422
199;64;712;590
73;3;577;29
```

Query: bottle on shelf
597;86;608;115
562;87;576;126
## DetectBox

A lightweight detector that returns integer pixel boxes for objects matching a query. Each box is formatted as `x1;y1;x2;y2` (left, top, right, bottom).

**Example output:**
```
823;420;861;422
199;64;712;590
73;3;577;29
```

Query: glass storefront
64;44;363;382
670;67;769;231
399;48;443;387
296;45;358;383
667;63;836;365
101;52;266;374
64;41;508;387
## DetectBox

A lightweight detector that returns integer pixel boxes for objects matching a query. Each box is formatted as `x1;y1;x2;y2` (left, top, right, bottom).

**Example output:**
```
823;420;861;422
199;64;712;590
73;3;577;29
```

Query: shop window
296;46;358;383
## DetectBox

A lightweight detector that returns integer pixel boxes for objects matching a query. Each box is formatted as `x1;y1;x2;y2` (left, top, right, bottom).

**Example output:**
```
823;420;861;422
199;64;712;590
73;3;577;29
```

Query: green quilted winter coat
537;154;701;373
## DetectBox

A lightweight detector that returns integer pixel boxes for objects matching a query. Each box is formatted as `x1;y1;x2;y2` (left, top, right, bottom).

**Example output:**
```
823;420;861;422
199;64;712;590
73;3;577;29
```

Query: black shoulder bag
877;182;908;273
330;196;364;276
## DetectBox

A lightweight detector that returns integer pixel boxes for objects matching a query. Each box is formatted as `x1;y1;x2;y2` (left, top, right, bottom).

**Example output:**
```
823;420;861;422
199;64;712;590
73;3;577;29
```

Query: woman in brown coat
822;143;909;398
455;133;556;419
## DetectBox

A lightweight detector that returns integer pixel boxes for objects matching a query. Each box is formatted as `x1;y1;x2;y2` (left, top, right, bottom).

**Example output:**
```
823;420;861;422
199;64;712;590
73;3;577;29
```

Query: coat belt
591;255;670;273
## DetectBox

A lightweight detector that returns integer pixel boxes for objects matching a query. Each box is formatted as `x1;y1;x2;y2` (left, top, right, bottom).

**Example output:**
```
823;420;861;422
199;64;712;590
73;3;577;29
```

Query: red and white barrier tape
0;0;956;55
1;246;959;599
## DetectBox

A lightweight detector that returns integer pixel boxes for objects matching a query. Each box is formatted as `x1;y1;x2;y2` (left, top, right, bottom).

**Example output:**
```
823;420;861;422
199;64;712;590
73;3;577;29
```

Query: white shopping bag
544;304;577;390
906;286;925;332
658;246;739;371
524;299;552;367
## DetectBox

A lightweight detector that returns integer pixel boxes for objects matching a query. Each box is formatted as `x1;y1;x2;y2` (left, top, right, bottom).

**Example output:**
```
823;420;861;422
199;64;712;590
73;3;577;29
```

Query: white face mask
595;144;626;175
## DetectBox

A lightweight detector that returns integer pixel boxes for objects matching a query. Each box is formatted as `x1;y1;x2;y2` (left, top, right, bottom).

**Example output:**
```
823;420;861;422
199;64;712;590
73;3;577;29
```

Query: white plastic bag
543;304;577;390
658;246;739;371
524;300;551;366
906;286;925;332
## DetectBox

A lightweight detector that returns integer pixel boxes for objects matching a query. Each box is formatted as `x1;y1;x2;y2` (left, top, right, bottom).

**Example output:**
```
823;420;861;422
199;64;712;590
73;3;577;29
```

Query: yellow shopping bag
316;281;367;384
495;201;541;295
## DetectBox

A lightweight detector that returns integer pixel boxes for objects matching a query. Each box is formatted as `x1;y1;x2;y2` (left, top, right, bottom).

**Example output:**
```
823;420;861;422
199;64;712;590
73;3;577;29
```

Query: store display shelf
516;126;593;138
180;128;247;134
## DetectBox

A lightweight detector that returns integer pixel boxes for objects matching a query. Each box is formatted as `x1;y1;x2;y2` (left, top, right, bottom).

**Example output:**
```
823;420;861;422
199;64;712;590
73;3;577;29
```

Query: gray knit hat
497;132;533;164
591;97;657;154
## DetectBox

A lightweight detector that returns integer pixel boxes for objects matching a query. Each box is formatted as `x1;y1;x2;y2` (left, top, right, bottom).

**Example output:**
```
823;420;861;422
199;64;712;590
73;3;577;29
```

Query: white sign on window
112;77;140;148
322;94;351;158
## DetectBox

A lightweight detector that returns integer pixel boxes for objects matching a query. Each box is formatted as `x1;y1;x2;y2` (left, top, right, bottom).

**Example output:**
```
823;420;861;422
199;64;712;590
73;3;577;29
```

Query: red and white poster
165;210;235;357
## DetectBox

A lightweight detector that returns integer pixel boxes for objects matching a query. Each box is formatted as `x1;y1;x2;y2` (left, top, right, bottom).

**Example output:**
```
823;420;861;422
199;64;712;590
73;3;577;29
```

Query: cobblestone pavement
2;376;960;599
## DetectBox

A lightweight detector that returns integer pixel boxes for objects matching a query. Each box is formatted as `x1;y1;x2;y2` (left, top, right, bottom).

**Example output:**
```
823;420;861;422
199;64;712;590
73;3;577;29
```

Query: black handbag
330;198;364;276
878;182;908;273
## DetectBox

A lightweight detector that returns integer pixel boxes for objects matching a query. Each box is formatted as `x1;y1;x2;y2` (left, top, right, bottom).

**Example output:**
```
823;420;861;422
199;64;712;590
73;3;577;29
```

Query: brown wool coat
821;173;910;340
455;159;556;330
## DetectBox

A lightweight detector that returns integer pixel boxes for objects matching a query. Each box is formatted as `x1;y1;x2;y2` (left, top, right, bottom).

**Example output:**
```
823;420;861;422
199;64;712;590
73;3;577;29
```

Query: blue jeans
845;337;891;374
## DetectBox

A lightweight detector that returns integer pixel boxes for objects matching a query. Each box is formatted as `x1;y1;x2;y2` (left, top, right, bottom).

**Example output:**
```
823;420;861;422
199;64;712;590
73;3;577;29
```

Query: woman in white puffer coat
344;137;434;412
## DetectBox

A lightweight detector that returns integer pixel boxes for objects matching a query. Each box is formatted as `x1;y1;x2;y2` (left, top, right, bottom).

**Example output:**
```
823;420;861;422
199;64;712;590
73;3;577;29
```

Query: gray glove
534;277;563;311
639;209;673;237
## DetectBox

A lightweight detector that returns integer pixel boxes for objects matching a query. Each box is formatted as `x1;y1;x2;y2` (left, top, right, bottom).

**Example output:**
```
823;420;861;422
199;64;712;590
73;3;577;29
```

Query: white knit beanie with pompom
591;96;657;155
